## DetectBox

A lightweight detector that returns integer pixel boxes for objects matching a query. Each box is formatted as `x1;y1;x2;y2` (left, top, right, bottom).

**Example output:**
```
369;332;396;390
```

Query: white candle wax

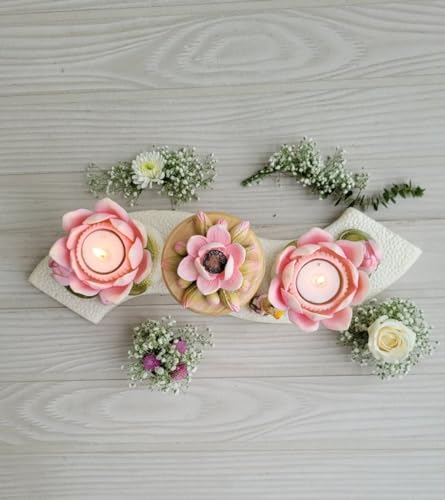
296;259;341;304
81;229;125;274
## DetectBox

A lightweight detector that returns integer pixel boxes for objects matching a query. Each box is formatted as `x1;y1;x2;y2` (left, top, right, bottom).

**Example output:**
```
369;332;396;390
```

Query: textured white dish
29;208;421;324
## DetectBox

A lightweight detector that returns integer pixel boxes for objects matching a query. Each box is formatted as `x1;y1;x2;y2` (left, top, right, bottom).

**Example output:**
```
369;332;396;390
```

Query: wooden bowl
161;212;265;316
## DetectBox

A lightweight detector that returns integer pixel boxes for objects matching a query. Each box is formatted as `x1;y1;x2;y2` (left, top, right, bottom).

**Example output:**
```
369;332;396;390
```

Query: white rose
367;316;416;364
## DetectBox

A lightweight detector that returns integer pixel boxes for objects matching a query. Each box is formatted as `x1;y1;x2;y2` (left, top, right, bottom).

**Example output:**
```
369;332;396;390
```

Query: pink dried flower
171;363;188;381
176;339;188;354
143;353;161;372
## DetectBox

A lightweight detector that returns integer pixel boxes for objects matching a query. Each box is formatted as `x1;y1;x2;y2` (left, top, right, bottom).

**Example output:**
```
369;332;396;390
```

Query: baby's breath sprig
124;316;213;394
339;298;437;380
241;138;424;211
87;146;216;207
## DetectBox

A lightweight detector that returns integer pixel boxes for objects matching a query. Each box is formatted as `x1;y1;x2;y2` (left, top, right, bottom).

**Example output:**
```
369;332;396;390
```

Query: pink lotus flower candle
161;211;265;316
176;218;247;298
49;198;152;304
268;228;373;332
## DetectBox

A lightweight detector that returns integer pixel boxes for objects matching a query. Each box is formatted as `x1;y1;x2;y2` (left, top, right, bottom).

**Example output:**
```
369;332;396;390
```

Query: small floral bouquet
339;298;437;379
125;316;213;393
242;137;424;211
87;146;216;207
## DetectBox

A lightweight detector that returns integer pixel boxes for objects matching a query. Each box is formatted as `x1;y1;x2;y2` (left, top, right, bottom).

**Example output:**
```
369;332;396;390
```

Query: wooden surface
0;1;444;498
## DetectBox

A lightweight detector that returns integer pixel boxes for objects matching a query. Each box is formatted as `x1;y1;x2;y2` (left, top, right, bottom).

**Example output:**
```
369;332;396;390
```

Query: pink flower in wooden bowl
268;228;371;332
177;216;247;298
48;198;152;304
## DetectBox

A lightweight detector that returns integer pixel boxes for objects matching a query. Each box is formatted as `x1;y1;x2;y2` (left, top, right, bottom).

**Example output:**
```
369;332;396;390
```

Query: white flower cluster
339;298;437;380
125;316;213;394
87;146;216;207
87;162;143;206
157;146;216;206
242;138;368;203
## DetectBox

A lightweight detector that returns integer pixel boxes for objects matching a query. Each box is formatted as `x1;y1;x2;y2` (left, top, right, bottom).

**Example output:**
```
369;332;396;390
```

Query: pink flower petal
186;235;208;257
62;209;92;232
113;268;138;287
177;256;198;281
281;289;302;313
297;228;334;246
369;239;383;260
275;245;296;275
206;224;231;245
282;260;296;291
318;242;346;258
196;276;221;295
52;271;71;287
288;310;320;332
66;224;88;250
291;244;319;258
337;240;366;268
226;243;246;268
198;242;225;258
85;280;111;290
303;310;332;321
128;239;143;268
110;218;135;241
224;255;235;280
95;198;130;222
83;212;116;225
69;275;98;297
99;283;132;304
49;258;70;276
322;307;353;331
49;237;70;269
334;293;355;312
134;250;152;283
70;251;90;281
268;277;288;310
132;219;148;247
194;258;215;281
351;271;370;305
220;269;243;291
216;218;228;229
350;264;359;287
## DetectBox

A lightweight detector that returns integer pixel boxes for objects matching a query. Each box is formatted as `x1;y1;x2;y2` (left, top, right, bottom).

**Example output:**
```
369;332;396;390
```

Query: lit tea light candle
296;259;342;304
81;229;125;274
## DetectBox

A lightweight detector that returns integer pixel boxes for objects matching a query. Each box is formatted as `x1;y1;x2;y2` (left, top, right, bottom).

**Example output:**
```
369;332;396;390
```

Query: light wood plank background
1;1;444;498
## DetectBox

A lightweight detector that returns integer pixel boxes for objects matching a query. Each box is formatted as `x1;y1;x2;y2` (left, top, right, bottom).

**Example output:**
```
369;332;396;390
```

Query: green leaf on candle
146;234;158;260
65;286;96;299
338;229;370;241
129;278;151;296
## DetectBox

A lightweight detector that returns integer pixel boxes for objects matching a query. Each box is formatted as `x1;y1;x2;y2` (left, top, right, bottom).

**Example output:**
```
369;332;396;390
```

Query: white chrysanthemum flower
131;151;165;189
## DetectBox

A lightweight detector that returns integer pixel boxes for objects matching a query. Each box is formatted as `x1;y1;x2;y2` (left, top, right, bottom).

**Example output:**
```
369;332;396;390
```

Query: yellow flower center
141;161;159;176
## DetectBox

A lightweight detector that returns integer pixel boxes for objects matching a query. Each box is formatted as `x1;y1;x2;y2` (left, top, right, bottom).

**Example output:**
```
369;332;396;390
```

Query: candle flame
313;274;326;287
92;247;108;260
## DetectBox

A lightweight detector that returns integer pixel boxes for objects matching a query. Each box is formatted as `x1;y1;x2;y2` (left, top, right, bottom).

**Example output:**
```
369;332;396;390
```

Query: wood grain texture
1;377;444;452
0;2;444;94
1;1;444;498
2;450;444;500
